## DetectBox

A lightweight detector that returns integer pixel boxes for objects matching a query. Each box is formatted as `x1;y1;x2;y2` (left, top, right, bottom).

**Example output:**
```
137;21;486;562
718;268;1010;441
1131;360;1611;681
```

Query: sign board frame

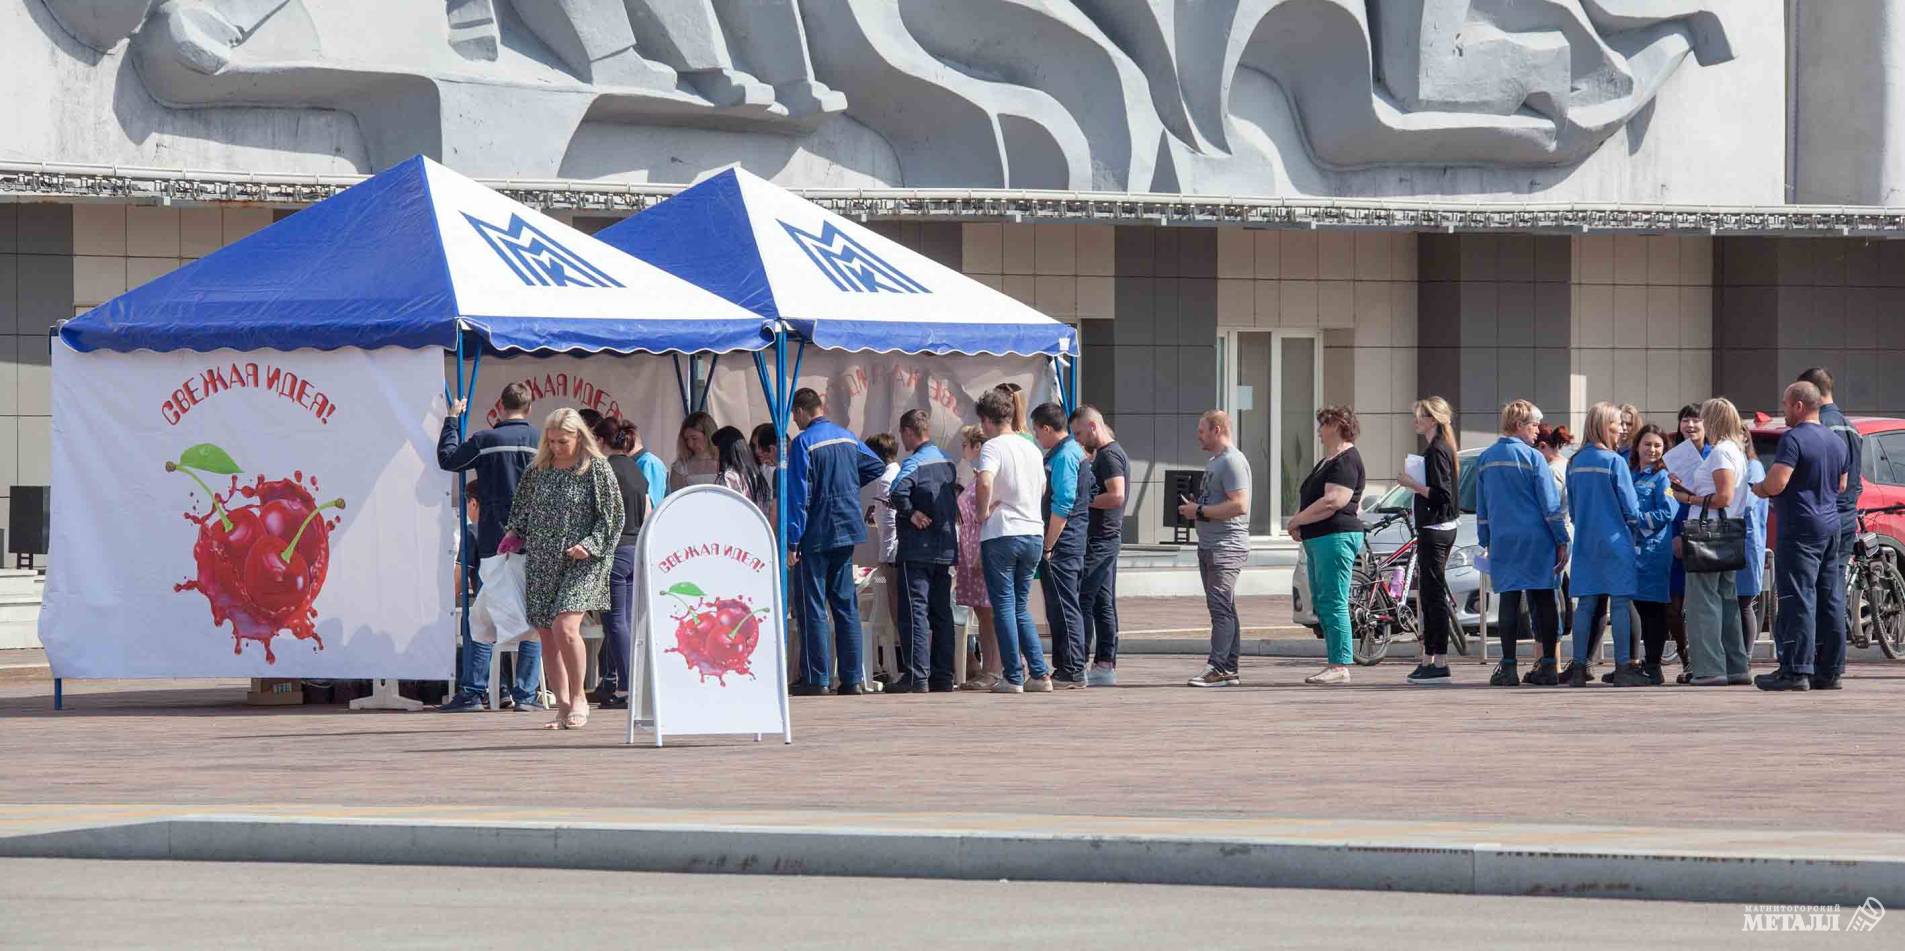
628;484;792;747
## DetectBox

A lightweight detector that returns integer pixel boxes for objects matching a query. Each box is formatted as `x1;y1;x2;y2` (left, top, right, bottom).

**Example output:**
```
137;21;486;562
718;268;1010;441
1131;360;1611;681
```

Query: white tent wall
458;350;1054;458
41;344;457;679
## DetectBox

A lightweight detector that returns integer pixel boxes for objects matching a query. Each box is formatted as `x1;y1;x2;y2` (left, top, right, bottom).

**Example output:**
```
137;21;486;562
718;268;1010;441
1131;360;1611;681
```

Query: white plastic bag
469;553;536;646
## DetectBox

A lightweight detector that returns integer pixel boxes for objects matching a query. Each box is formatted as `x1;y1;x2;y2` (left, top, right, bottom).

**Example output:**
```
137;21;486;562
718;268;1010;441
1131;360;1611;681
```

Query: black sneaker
1754;671;1811;692
927;681;958;693
1404;663;1428;681
789;682;831;697
1809;675;1843;691
1676;669;1694;685
885;680;922;695
1643;662;1665;686
1599;667;1618;684
1523;658;1560;686
597;693;629;710
1610;663;1651;687
1560;661;1590;687
1488;661;1520;686
836;683;869;696
1407;664;1452;685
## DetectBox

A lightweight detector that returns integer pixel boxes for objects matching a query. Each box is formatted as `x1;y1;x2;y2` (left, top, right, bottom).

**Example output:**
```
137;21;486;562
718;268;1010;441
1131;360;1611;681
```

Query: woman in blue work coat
1475;400;1570;686
1627;424;1679;685
1737;439;1771;662
1562;403;1648;687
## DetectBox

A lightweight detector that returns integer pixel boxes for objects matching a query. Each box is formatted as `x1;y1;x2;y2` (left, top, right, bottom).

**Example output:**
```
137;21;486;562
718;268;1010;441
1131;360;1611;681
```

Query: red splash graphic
661;582;765;685
168;443;345;664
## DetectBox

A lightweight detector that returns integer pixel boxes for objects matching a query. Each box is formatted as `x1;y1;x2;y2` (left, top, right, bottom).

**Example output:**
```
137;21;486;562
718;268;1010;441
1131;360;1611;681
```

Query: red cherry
242;539;311;617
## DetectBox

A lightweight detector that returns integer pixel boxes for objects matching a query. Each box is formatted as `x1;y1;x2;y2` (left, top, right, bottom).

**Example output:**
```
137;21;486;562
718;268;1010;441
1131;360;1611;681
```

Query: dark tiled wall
1714;238;1905;416
1111;226;1218;543
1417;234;1572;442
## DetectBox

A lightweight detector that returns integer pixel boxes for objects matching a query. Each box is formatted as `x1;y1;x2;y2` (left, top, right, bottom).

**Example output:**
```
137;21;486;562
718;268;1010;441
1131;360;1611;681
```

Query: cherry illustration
171;442;347;664
660;583;766;684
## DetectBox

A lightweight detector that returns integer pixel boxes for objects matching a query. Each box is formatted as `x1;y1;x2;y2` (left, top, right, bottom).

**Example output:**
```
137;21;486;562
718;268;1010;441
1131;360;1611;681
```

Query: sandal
564;705;589;729
541;703;571;730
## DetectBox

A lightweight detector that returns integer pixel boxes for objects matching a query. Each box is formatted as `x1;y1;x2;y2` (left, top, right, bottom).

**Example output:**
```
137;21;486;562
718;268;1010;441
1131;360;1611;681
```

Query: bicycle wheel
1868;560;1905;660
1437;589;1470;656
1848;568;1873;651
1350;561;1390;665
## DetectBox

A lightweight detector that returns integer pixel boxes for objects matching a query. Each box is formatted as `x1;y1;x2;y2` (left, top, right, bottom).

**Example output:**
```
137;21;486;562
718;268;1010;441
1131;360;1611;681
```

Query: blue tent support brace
670;354;690;414
697;354;720;414
53;678;61;710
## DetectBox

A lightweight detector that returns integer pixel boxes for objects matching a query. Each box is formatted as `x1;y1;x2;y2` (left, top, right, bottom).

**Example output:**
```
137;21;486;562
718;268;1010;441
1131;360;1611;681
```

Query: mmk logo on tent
463;213;625;289
780;220;930;294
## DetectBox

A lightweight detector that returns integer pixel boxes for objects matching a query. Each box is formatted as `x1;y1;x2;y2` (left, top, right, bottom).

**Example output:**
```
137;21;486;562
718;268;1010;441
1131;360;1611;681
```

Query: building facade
4;0;1903;545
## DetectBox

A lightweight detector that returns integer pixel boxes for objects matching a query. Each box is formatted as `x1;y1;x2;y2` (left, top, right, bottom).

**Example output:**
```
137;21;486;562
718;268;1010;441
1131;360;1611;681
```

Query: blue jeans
456;625;542;704
1040;532;1087;681
596;545;637;694
1080;536;1121;665
1774;531;1844;677
797;544;863;688
1821;521;1856;677
1572;595;1634;665
983;535;1048;684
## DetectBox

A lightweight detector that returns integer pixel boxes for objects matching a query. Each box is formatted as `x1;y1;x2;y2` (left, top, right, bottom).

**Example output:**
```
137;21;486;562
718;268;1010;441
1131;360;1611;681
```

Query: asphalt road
0;859;1874;950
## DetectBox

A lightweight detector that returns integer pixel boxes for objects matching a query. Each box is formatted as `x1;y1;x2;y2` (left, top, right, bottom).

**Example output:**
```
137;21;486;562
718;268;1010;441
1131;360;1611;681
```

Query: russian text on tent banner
40;344;456;679
641;485;789;740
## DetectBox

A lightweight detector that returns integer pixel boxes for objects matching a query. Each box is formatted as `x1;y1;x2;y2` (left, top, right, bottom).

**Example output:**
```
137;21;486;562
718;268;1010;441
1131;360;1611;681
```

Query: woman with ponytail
1398;397;1461;684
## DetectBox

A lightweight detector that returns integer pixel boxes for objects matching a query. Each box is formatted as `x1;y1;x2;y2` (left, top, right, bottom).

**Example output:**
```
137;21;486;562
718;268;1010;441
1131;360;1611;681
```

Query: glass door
1222;330;1321;536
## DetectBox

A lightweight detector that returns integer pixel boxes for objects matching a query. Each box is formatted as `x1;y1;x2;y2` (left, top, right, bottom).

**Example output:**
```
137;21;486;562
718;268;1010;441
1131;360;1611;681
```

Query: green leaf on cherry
177;443;241;475
664;582;705;598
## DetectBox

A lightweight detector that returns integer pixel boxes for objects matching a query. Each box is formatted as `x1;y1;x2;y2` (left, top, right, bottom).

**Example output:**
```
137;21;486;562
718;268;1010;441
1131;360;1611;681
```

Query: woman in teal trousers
1287;407;1367;686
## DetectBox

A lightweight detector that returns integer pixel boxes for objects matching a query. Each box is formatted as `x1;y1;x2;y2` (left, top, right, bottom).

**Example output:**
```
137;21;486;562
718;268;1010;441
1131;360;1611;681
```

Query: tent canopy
60;157;769;356
596;168;1077;357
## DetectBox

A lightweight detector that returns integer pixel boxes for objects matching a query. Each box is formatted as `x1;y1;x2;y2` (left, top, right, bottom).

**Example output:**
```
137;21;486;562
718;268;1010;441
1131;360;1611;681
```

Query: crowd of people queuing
430;362;1863;726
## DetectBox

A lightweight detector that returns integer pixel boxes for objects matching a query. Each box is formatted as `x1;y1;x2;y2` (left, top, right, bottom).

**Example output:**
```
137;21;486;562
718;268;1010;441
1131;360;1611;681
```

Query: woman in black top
592;417;650;709
1397;396;1460;684
1287;406;1366;685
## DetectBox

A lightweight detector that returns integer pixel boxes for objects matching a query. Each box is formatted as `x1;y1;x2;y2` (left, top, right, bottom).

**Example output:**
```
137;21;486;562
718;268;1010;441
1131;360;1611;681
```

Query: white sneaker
990;679;1025;694
1304;667;1351;685
1087;663;1117;687
1024;676;1054;693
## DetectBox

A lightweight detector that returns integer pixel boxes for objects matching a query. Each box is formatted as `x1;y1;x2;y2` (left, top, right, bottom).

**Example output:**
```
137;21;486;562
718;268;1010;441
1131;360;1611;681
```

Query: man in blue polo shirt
1032;402;1093;687
786;388;888;696
1753;381;1850;691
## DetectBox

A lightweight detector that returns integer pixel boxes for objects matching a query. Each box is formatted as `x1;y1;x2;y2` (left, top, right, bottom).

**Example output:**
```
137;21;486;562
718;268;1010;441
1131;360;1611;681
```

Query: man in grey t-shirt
1177;410;1252;686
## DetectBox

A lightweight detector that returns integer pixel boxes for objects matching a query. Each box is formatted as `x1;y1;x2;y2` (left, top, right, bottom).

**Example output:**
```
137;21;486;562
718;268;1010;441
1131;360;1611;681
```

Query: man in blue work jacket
888;409;961;693
436;382;543;712
787;388;888;696
1032;402;1094;687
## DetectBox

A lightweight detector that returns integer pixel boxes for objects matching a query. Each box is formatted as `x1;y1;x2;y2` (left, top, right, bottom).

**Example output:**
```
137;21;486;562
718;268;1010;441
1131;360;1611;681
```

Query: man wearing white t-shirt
973;389;1052;693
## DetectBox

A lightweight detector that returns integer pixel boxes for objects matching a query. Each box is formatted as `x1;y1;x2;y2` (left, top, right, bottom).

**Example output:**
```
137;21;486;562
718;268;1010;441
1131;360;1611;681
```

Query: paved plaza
4;654;1897;832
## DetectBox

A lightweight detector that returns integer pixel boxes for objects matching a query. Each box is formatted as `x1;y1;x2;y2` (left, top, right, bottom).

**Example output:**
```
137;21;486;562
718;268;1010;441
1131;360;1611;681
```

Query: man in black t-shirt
1070;406;1128;686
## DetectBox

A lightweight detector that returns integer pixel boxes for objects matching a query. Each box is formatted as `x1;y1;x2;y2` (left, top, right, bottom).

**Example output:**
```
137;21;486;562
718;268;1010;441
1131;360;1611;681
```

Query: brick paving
3;655;1899;833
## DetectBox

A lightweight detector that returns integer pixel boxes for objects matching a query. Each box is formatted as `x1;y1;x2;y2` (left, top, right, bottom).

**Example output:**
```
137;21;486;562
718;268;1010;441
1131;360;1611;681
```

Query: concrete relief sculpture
34;0;1734;192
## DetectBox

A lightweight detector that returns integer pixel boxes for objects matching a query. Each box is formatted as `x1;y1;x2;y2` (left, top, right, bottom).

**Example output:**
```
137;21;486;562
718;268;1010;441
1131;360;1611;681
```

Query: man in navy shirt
1799;368;1863;674
1753;381;1851;691
1070;405;1127;686
888;409;960;693
786;388;888;696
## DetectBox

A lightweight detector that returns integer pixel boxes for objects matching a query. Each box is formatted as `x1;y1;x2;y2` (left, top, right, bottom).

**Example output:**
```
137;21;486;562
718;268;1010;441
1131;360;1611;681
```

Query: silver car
1292;449;1498;631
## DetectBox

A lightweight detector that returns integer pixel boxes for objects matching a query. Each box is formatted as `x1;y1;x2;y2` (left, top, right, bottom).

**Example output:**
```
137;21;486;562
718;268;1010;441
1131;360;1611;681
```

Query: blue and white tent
60;156;769;356
595;168;1077;358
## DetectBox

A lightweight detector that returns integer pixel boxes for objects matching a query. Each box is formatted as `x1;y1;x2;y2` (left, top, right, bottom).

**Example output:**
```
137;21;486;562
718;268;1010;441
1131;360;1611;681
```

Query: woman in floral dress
953;425;1003;690
502;408;624;729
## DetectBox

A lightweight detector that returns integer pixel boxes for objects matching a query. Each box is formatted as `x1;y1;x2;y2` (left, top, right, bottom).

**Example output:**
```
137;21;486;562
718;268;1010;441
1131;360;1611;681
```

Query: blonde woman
500;408;626;728
1617;404;1644;452
1397;396;1460;684
1475;400;1569;686
668;411;720;492
1673;397;1751;686
1561;402;1648;687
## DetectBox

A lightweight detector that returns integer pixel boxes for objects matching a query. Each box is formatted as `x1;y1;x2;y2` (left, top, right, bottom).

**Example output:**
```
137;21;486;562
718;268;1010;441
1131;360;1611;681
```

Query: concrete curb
2;815;1899;906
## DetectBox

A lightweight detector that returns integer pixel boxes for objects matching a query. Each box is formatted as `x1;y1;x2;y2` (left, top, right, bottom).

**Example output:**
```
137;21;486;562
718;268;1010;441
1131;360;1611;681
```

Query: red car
1749;414;1905;559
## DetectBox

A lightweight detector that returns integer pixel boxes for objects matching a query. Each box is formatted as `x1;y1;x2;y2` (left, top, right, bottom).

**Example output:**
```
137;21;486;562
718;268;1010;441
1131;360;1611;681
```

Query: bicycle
1346;507;1469;665
1847;502;1905;659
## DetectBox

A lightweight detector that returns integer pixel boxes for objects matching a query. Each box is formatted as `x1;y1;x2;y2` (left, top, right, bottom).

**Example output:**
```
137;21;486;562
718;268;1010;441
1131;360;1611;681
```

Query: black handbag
1681;502;1747;573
